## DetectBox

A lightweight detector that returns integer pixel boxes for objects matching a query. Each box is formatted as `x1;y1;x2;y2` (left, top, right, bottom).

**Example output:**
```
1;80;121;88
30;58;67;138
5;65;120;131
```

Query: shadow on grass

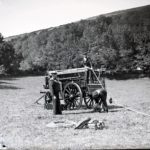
108;104;123;113
64;104;123;115
0;84;22;90
64;109;95;115
0;76;19;81
108;104;123;109
0;81;12;84
0;80;22;89
0;78;22;90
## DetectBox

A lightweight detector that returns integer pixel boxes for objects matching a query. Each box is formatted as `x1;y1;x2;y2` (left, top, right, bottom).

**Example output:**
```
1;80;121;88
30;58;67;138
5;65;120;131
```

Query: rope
112;100;150;117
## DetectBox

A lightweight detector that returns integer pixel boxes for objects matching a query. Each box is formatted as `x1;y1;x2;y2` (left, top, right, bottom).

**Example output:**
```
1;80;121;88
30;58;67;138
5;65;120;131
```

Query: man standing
83;55;92;68
49;71;62;115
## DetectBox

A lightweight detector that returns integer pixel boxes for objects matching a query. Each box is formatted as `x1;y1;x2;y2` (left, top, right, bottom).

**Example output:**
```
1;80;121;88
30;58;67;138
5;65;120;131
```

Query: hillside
5;5;150;75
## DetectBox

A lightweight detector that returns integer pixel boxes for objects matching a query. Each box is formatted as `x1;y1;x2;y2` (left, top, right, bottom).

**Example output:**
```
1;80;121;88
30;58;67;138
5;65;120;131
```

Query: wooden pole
89;67;105;89
34;94;45;104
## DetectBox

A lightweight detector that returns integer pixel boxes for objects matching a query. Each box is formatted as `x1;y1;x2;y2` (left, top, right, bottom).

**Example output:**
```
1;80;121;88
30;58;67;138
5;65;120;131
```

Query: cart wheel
63;82;82;110
84;94;95;109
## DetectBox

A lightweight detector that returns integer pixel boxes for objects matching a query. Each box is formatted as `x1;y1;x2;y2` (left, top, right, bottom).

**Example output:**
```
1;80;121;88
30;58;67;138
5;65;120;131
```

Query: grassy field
0;76;150;149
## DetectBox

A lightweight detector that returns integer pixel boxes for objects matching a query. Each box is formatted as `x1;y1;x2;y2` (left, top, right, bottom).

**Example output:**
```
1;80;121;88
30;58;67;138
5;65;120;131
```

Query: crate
44;103;53;110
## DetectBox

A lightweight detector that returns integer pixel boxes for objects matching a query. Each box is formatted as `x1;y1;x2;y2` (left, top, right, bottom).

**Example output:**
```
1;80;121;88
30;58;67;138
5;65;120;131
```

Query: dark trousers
53;93;62;115
99;93;108;112
94;90;108;112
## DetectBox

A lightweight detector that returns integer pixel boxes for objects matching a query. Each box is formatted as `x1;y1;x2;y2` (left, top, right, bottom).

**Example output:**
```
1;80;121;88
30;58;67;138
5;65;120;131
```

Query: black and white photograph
0;0;150;149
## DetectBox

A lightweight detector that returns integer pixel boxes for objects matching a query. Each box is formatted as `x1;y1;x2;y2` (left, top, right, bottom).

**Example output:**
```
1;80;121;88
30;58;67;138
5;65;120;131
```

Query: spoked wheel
63;82;82;110
84;94;95;109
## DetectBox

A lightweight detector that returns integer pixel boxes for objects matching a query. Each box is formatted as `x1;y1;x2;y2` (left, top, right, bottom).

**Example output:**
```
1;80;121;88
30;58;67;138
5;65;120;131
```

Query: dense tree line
0;33;21;75
5;5;150;75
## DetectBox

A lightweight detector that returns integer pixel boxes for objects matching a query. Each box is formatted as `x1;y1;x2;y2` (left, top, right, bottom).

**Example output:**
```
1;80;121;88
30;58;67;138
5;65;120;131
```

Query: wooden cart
43;67;106;110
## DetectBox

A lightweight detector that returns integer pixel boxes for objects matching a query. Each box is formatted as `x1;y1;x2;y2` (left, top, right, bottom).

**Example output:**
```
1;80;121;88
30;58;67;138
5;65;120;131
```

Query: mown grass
0;76;150;149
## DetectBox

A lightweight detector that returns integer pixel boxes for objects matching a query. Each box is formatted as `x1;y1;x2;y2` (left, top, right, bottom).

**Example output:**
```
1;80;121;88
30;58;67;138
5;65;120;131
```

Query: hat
51;71;57;75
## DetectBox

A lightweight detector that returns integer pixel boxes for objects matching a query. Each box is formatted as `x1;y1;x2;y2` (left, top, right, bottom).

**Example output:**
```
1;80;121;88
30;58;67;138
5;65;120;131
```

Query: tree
0;33;16;74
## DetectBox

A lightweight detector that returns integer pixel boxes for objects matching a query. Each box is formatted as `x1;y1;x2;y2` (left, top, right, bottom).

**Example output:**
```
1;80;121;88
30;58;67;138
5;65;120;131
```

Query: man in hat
83;55;92;68
49;71;62;115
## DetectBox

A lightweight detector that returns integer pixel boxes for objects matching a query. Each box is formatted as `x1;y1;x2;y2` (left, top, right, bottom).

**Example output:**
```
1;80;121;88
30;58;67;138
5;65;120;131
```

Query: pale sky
0;0;150;37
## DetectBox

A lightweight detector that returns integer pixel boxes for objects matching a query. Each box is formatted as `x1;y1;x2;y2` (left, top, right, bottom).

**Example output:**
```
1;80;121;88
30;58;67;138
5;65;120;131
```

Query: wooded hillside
5;5;150;75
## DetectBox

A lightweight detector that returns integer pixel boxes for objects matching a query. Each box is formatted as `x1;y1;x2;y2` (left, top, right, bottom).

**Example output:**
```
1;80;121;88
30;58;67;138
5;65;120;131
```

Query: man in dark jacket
49;71;62;115
92;88;108;112
83;55;92;68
